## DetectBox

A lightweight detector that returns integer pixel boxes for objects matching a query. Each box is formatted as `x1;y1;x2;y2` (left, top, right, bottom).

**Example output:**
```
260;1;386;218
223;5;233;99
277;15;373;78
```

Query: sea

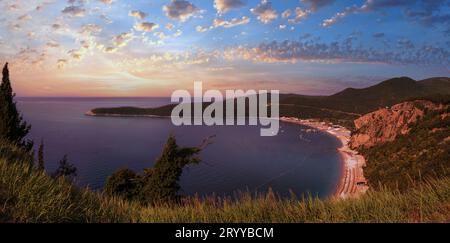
16;97;342;199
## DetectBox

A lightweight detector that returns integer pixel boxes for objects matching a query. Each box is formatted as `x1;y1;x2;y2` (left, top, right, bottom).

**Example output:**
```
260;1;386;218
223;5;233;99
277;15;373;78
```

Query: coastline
85;111;171;119
280;117;368;199
86;110;369;199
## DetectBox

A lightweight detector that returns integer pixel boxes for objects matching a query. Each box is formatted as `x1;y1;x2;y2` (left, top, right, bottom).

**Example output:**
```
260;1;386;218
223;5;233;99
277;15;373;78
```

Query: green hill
358;101;450;191
89;77;450;128
279;77;450;114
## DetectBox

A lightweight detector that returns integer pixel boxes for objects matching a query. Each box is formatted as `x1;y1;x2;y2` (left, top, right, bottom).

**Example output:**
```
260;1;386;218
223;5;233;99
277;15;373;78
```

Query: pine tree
141;135;202;204
0;62;33;151
37;139;44;170
52;155;77;181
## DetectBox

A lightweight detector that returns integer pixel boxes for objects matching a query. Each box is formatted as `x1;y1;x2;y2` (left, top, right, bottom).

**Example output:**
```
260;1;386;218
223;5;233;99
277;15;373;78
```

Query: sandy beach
280;117;368;199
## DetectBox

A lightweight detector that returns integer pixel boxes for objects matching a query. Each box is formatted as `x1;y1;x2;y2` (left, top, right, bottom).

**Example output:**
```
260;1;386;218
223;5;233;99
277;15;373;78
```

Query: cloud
301;0;335;11
134;22;159;32
404;0;450;29
62;6;86;17
223;38;450;66
360;0;413;11
174;29;183;37
113;32;134;47
129;10;147;20
80;24;102;35
17;14;32;21
100;14;113;24
251;0;278;24
373;32;385;38
7;4;19;11
163;0;199;22
154;32;168;40
46;41;60;48
214;0;245;14
57;59;68;69
68;48;87;60
282;9;292;19
196;16;250;33
98;0;113;4
213;16;250;28
104;47;118;53
196;26;209;33
321;0;428;27
397;39;414;49
322;5;359;27
288;8;310;24
52;23;66;31
165;23;175;30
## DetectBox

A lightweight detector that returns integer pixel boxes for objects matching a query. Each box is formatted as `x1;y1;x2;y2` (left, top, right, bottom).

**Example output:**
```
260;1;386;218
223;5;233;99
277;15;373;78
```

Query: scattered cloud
214;0;245;15
223;38;450;66
174;29;183;37
321;0;447;27
196;16;250;33
282;9;292;19
154;32;168;40
112;32;134;47
61;6;86;17
100;14;113;24
163;0;199;22
288;8;310;24
129;10;147;20
322;5;359;27
301;0;335;11
134;22;159;32
196;25;209;33
17;14;32;21
165;23;175;30
251;0;278;24
98;0;113;4
213;16;250;28
80;24;102;35
68;49;84;60
57;59;68;69
46;41;60;48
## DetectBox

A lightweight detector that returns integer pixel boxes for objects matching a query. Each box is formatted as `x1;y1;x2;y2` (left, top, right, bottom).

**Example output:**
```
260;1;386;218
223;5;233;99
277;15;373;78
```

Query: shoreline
87;110;368;199
280;117;368;199
85;111;171;118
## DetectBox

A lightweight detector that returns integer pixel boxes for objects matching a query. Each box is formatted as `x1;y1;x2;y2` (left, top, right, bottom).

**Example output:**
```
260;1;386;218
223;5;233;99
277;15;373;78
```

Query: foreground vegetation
0;148;449;223
1;63;449;223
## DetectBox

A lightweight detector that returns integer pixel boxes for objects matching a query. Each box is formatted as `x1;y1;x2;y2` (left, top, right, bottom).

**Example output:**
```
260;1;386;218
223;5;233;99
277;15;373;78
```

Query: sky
0;0;449;97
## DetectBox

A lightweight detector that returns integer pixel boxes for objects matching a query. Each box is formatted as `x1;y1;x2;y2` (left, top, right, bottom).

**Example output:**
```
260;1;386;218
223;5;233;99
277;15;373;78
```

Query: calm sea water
17;97;342;199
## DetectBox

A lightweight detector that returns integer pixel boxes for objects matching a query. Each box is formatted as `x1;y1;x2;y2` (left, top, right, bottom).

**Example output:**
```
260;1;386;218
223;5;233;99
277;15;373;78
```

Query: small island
87;105;177;118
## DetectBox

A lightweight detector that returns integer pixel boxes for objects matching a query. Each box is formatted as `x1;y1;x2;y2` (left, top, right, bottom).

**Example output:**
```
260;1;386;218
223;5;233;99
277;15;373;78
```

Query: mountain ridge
89;76;450;128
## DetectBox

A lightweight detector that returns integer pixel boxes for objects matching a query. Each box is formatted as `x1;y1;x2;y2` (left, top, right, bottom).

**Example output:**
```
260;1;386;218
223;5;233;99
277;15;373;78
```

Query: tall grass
0;149;449;223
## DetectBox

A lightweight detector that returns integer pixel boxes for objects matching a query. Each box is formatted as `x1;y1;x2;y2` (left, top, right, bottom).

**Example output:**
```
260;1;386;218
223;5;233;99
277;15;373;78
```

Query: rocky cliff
350;100;447;149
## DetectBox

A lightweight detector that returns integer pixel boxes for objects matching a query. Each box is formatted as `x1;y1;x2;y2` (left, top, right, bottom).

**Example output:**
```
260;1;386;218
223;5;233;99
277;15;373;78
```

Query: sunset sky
1;0;449;97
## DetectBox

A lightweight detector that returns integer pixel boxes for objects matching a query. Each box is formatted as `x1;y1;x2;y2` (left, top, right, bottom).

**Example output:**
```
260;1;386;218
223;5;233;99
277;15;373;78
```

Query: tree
140;135;202;204
52;155;77;181
104;168;142;200
37;139;44;170
0;63;32;151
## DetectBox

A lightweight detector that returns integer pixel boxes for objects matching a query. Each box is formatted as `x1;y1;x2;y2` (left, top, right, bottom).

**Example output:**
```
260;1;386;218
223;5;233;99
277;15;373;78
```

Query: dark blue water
17;97;342;199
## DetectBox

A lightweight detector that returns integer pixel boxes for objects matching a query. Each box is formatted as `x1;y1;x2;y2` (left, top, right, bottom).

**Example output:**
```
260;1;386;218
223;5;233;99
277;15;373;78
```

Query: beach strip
280;117;368;199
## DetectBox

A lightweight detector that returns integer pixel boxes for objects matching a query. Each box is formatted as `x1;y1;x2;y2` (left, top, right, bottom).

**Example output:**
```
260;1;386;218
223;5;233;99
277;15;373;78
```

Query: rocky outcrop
350;100;446;149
